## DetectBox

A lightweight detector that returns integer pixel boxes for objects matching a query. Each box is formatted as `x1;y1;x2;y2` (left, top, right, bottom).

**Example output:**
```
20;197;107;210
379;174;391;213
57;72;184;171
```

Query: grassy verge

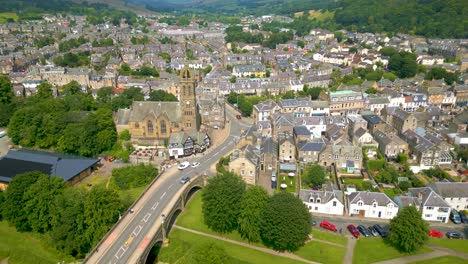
311;229;347;246
410;256;468;264
353;237;432;264
429;238;468;254
75;173;108;189
159;228;303;264
0;221;73;264
295;240;345;264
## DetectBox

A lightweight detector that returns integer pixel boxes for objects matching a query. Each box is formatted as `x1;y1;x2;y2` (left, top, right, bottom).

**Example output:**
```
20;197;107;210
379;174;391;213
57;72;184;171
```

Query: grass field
295;240;345;264
0;221;73;264
75;173;108;189
0;13;18;24
159;228;303;264
429;238;468;254
311;229;348;246
294;10;334;21
410;256;468;264
353;238;432;264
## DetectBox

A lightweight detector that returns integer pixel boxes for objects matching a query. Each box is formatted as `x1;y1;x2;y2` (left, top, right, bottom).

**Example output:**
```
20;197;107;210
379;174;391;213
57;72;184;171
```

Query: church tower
179;68;199;131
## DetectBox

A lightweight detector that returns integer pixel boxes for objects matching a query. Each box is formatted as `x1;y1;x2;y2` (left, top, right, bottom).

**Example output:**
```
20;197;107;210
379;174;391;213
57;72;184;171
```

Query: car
180;176;190;184
311;220;317;226
191;162;200;168
319;221;337;232
347;224;360;238
357;225;371;237
368;226;379;237
236;114;242;120
446;231;463;239
429;229;444;238
213;125;219;130
450;210;462;224
373;224;388;237
178;161;190;170
458;211;468;224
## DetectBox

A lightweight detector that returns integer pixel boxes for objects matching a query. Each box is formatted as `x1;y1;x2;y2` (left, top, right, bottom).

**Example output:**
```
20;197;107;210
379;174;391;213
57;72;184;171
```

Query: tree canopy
302;164;326;187
238;185;269;243
389;206;429;253
389;51;418;79
112;164;158;190
202;171;246;233
148;90;178;102
189;242;230;264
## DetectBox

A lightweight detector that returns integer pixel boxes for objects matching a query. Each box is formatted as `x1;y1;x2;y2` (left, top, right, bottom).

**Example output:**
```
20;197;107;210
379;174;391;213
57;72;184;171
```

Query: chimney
418;191;423;201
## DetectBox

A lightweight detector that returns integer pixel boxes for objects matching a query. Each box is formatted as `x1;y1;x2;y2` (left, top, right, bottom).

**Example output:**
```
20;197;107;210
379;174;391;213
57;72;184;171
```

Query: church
116;68;201;146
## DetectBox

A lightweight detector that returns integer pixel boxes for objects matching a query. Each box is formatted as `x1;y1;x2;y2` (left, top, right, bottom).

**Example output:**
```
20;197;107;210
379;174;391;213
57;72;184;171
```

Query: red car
429;229;444;238
347;224;360;238
320;221;337;232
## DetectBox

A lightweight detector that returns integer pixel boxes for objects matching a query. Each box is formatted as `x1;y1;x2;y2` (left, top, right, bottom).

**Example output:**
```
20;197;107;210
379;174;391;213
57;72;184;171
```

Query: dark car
368;226;379;237
347;224;360;238
450;210;462;224
373;224;388;237
458;211;468;224
446;231;463;239
357;225;371;237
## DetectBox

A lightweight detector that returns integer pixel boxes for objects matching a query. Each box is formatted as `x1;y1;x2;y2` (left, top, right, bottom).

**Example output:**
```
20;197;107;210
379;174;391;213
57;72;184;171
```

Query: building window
373;203;377;208
426;207;434;210
315;207;318;211
357;201;363;206
309;198;314;203
316;198;321;203
147;120;153;134
333;201;337;207
160;120;167;134
424;214;432;218
135;122;139;128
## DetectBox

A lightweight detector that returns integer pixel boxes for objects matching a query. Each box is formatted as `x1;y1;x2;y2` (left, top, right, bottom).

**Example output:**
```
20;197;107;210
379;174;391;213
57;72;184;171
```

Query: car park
458;211;468;223
191;162;200;168
347;224;360;238
180;176;190;184
357;225;371;237
446;231;463;239
319;221;337;232
450;210;462;224
178;161;190;170
429;229;444;238
373;224;388;237
368;226;379;237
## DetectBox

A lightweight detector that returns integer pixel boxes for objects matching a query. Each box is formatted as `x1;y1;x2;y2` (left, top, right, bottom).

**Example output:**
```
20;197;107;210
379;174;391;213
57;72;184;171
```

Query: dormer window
357;201;363;206
388;204;393;208
316;198;321;203
309;197;315;203
373;202;377;208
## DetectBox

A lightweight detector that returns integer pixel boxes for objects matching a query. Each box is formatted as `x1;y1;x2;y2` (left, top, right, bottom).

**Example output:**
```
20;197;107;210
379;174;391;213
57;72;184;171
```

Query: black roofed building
0;149;99;190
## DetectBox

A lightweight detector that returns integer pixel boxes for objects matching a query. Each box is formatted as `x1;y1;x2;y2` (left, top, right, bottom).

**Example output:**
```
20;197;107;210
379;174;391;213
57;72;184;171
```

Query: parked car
311;220;317;226
357;225;371;237
236;114;242;120
446;231;463;239
429;229;444;238
180;176;190;184
458;211;468;224
191;162;200;168
368;226;379;237
178;161;190;170
319;221;337;232
347;224;360;238
373;224;388;237
450;210;462;224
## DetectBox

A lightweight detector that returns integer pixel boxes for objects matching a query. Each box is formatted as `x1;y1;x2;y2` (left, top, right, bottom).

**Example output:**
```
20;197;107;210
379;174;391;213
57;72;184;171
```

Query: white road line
133;225;143;237
115;247;126;259
221;145;227;150
151;202;159;210
143;213;151;223
213;151;219;156
160;192;166;200
168;183;174;190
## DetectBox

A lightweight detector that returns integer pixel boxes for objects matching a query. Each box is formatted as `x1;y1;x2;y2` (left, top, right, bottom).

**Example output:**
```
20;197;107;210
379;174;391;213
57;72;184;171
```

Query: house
0;149;99;190
428;182;468;211
347;115;368;139
374;130;409;160
252;99;280;123
348;191;399;219
232;64;266;78
279;136;296;163
402;130;452;169
293;126;312;144
352;127;375;147
319;141;362;173
272;114;294;140
168;131;211;159
395;187;451;223
198;95;226;129
258;137;278;182
362;114;389;134
325;90;365;115
381;107;417;135
300;188;344;216
228;144;259;185
293;116;326;138
296;139;326;164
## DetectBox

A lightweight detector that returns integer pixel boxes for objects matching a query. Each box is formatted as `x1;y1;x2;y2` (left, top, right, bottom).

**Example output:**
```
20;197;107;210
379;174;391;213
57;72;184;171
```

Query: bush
112;164;158;190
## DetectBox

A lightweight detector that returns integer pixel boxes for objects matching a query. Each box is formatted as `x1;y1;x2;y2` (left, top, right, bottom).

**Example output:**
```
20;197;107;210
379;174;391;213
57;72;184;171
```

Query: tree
389;52;417;78
260;192;311;251
97;87;114;105
202;171;246;233
0;75;13;104
0;190;4;220
238;185;269;243
302;164;326;187
63;80;82;96
36;82;53;99
396;153;408;164
148;90;177;102
189;242;230;264
3;171;42;231
389;206;429;253
119;129;131;141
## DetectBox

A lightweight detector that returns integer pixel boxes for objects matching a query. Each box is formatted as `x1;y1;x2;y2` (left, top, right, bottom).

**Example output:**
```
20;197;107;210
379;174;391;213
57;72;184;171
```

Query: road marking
160;192;166;200
221;145;227;150
151;202;159;210
143;213;151;223
213;151;219;156
168;183;174;190
133;225;143;237
115;247;126;259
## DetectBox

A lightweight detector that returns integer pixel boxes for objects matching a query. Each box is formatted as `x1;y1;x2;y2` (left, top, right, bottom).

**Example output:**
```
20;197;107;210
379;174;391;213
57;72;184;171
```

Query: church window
147;120;154;134
135;122;139;128
160;120;167;134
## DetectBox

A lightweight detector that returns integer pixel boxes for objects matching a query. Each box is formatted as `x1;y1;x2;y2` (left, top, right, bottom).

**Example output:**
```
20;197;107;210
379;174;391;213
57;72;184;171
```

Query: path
372;245;468;264
307;237;345;248
173;225;320;264
343;237;356;264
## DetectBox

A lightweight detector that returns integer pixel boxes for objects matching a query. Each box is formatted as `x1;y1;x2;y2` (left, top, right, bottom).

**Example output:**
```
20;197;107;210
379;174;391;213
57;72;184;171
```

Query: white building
348;191;399;219
395;187;451;223
428;182;468;211
300;189;344;216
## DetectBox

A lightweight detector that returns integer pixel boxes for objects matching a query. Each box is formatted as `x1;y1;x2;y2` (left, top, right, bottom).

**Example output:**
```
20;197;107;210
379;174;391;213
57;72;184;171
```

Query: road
91;107;249;264
313;214;468;239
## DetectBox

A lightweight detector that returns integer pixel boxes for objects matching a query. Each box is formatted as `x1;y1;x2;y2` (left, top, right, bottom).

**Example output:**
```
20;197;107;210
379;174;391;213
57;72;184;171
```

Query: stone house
229;144;259;185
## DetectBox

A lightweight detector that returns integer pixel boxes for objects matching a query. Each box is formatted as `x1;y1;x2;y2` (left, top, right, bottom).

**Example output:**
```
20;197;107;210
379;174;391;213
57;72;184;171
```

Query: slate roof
387;107;411;121
293;126;311;136
254;99;278;112
299;189;344;205
362;114;383;125
297;140;325;152
0;149;98;183
428;182;468;198
354;127;367;138
393;195;421;208
128;101;181;122
407;187;450;208
261;137;277;156
348;191;397;206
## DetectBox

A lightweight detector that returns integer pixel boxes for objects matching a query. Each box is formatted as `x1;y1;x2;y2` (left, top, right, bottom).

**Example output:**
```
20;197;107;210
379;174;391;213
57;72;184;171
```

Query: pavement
85;105;250;264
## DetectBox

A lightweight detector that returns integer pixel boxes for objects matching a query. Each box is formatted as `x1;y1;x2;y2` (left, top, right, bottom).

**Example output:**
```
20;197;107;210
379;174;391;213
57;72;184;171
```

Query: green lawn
0;221;73;264
295;240;345;264
279;175;297;193
410;256;468;264
353;238;432;264
429;238;468;254
0;13;18;24
311;229;348;246
343;178;364;185
159;228;303;264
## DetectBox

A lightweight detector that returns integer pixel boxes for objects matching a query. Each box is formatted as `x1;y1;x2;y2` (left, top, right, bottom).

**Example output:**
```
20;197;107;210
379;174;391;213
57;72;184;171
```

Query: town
0;1;467;264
